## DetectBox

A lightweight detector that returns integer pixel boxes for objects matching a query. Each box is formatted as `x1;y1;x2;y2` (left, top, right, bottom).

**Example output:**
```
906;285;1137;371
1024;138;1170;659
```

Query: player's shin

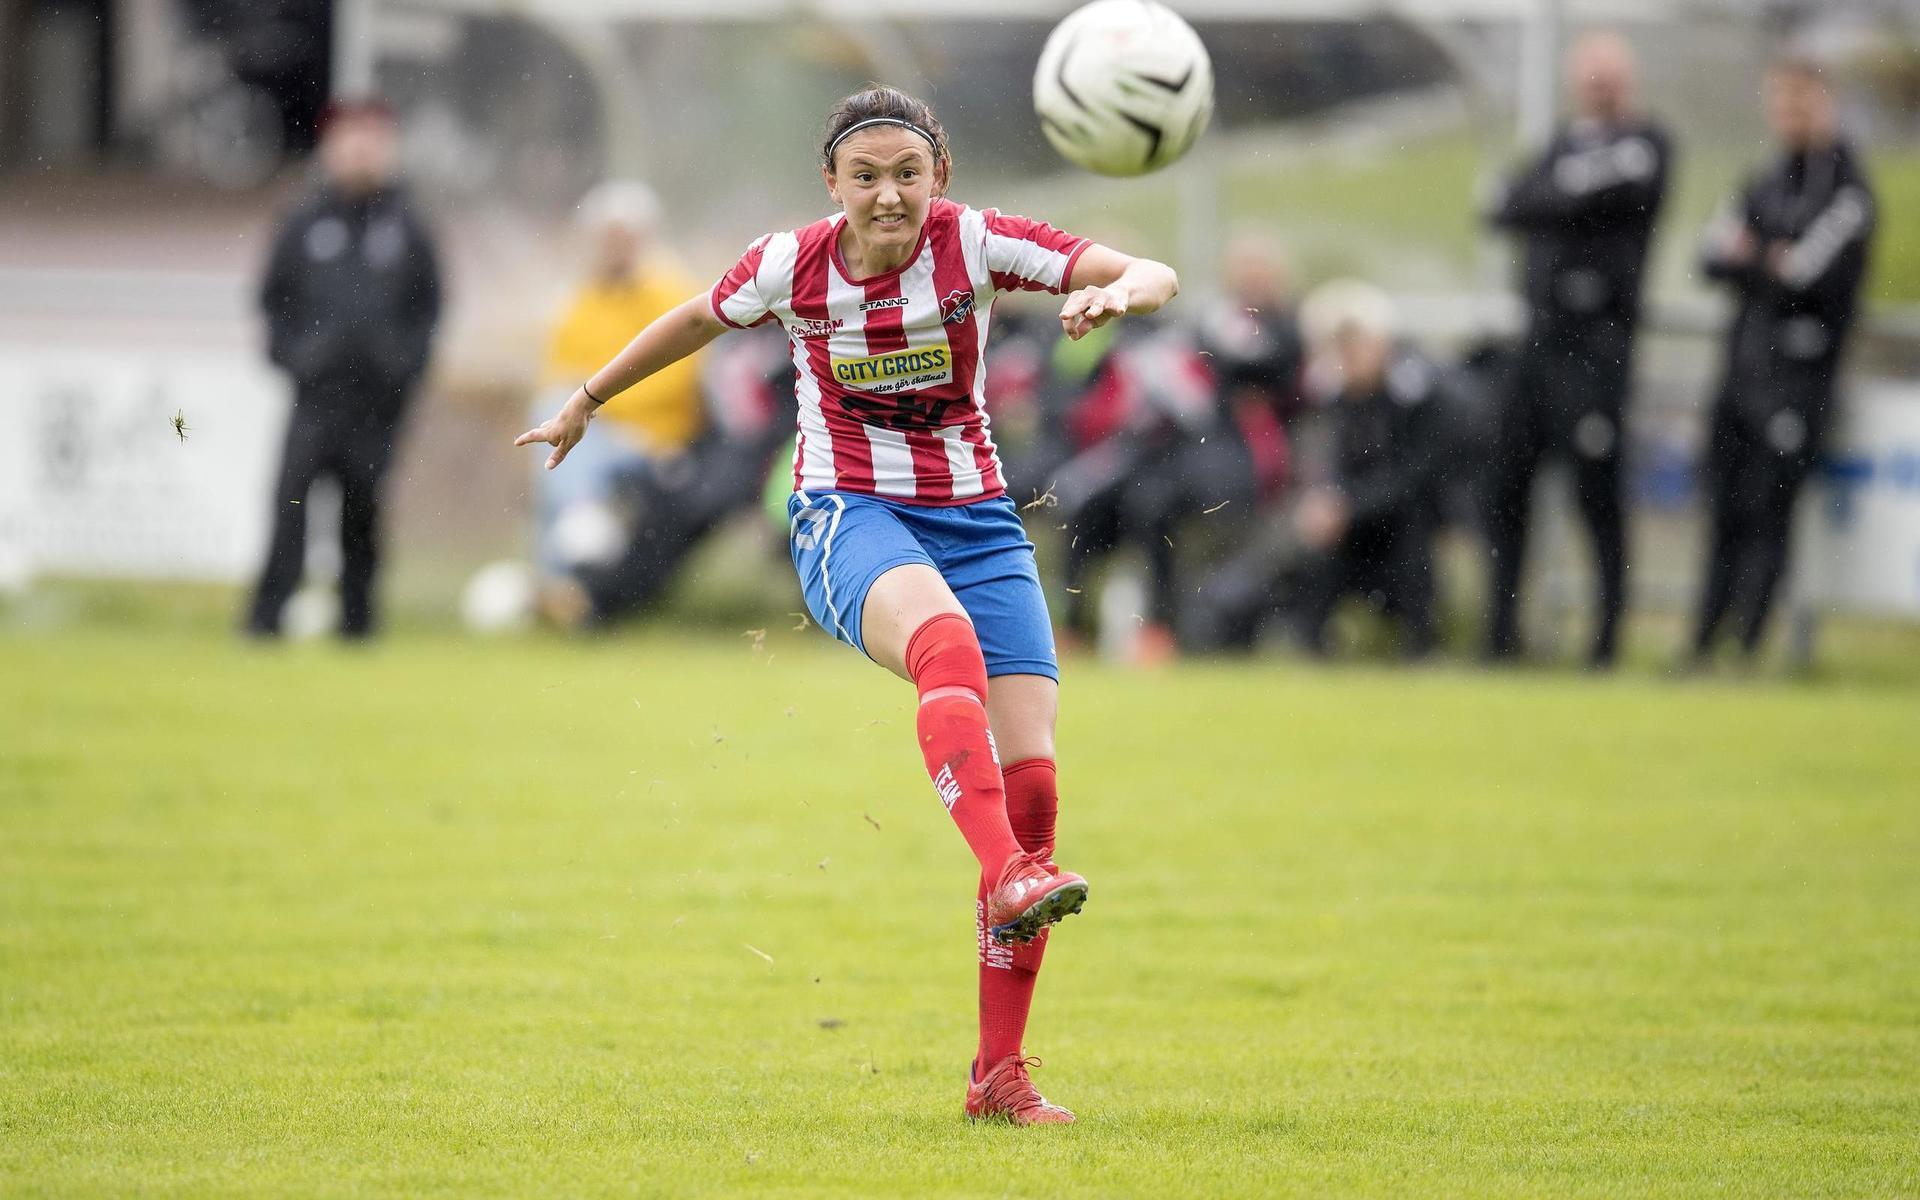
906;613;1022;875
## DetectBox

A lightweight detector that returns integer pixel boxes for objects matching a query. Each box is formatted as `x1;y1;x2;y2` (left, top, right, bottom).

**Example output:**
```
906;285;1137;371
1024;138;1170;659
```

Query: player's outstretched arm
514;294;729;470
1058;244;1179;341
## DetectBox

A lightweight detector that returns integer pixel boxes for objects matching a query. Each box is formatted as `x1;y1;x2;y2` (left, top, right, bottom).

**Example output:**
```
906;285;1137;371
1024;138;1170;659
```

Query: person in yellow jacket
532;180;705;575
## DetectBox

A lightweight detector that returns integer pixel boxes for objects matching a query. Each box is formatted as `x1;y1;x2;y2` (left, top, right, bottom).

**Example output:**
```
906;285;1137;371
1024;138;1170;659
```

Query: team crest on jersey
792;317;844;340
940;289;976;325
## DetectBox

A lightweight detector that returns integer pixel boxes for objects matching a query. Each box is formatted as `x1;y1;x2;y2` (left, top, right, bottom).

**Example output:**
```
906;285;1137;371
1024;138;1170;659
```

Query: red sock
976;757;1058;1072
905;613;1021;877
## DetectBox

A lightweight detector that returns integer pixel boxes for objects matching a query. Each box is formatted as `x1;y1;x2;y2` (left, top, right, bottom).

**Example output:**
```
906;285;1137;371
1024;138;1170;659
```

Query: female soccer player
517;85;1179;1126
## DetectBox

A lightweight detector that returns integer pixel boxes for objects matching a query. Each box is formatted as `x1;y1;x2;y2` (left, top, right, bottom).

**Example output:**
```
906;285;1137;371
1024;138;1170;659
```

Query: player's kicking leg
852;557;1088;941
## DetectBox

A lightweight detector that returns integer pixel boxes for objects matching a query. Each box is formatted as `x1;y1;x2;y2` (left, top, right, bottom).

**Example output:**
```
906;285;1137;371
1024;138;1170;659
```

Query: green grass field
3;624;1917;1197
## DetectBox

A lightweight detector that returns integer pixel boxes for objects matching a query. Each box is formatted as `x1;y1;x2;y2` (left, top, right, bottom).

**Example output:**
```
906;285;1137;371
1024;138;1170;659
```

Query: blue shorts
787;489;1058;681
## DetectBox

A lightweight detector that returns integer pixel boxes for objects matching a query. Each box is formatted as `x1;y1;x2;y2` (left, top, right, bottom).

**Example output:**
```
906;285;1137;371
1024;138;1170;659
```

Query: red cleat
966;1054;1076;1125
984;849;1087;946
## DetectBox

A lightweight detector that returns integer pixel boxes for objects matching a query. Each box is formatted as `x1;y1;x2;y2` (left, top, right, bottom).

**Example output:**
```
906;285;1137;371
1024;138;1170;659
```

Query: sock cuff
1001;757;1056;783
1003;759;1057;810
1003;757;1058;849
904;612;987;700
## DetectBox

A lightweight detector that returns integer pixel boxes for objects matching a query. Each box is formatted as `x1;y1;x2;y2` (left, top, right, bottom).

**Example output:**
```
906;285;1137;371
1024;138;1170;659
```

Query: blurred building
2;1;329;186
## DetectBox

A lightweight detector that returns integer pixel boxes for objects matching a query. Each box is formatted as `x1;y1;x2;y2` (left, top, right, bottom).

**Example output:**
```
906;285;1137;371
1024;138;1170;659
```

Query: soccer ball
460;560;537;635
1033;0;1215;177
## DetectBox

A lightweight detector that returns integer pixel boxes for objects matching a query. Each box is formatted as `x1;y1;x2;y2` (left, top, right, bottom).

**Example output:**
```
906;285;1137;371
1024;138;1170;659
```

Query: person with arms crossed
1483;32;1671;667
516;85;1179;1125
1688;56;1875;666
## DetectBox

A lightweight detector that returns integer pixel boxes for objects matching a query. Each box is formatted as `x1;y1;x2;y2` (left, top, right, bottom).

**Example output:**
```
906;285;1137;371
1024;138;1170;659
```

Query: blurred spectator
244;98;441;640
533;181;705;579
1038;239;1301;663
973;301;1061;486
1050;317;1229;663
999;227;1154;499
1194;233;1304;505
1187;282;1443;658
1687;56;1876;665
562;328;796;625
1483;31;1672;668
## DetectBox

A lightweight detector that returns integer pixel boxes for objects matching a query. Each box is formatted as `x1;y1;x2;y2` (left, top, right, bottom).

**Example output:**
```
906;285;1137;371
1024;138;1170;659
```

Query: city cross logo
940;289;975;325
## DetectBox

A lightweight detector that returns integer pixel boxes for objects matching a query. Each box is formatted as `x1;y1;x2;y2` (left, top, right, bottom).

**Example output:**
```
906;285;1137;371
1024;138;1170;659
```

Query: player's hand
513;391;595;470
1059;285;1129;341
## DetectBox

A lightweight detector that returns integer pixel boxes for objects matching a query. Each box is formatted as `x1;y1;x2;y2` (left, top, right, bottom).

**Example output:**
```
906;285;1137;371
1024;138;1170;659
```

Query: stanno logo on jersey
940;289;976;325
830;345;954;395
858;296;911;312
792;317;844;340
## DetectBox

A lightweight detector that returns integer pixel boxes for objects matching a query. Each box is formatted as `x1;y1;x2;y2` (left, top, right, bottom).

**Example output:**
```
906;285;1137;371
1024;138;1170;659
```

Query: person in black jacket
1484;32;1671;667
244;98;442;639
1688;57;1875;665
1050;317;1223;663
1292;283;1444;657
1194;233;1304;505
1186;282;1442;657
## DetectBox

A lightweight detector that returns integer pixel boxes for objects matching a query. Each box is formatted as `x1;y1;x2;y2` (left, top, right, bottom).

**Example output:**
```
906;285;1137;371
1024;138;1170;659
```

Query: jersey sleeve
979;209;1093;296
1492;128;1668;232
710;234;777;329
1777;182;1875;295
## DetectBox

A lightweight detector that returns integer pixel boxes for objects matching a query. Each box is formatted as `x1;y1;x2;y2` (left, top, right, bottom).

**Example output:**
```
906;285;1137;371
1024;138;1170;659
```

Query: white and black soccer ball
1033;0;1215;177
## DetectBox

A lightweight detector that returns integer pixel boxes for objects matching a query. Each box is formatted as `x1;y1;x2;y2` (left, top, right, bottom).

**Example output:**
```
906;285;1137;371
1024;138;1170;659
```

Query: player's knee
904;611;987;703
991;723;1055;766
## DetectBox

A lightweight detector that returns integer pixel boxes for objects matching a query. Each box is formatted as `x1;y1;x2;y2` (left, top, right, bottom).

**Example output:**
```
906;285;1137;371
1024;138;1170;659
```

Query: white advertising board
0;346;289;584
1808;381;1920;618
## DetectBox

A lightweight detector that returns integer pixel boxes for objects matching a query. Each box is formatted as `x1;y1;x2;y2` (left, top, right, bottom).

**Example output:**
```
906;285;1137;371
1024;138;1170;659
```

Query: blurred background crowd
2;0;1916;673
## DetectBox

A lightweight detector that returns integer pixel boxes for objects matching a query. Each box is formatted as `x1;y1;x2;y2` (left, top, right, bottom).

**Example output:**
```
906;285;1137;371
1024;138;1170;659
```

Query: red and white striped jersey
709;197;1090;504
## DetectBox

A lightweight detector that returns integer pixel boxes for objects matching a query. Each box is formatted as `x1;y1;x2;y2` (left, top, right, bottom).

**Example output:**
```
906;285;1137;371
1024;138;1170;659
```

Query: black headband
826;117;939;163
